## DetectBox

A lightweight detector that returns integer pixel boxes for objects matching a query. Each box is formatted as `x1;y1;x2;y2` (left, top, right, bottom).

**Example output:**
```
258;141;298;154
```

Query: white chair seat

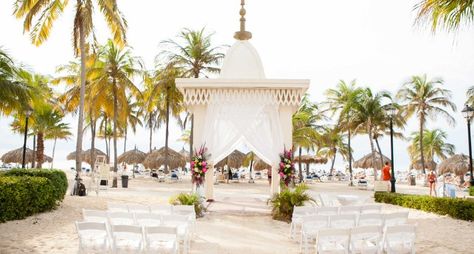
78;231;108;250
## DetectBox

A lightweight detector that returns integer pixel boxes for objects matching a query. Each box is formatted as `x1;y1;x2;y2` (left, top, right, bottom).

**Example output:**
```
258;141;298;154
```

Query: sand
0;175;472;254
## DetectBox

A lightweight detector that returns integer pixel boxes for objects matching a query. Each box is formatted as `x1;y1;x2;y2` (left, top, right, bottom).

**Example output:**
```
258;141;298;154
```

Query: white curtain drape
201;91;284;167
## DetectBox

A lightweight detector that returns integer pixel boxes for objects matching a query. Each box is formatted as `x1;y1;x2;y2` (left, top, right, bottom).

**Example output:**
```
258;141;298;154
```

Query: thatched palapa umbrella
215;150;245;169
252;157;271;171
354;152;390;169
117;147;146;164
143;147;186;170
1;147;52;164
410;160;437;171
178;148;190;162
438;154;469;176
67;148;107;165
294;154;328;175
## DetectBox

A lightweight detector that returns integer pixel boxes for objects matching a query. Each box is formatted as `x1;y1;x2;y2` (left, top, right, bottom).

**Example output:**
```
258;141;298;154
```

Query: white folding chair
339;205;361;215
316;228;350;254
173;205;196;235
135;213;162;227
350;225;383;254
75;221;110;254
383;224;416;254
361;204;382;214
290;206;316;239
161;214;190;254
358;213;384;227
83;209;108;223
111;224;144;254
319;194;341;207
316;206;339;216
144;226;178;254
300;215;329;254
108;212;135;226
329;214;357;229
383;212;409;228
108;203;129;213
150;204;173;215
128;204;150;214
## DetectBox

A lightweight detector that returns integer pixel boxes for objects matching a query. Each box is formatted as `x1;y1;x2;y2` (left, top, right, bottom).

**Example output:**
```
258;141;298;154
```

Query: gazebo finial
234;0;252;40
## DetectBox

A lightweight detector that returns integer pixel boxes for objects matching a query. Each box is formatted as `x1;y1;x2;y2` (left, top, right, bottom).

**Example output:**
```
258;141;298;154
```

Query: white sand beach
0;175;472;254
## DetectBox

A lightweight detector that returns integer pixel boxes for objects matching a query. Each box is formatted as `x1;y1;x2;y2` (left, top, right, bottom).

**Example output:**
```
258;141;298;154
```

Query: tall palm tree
408;128;455;163
14;0;127;183
415;0;474;32
397;75;456;174
351;88;391;180
46;121;72;169
0;48;31;115
467;86;474;106
122;99;142;153
160;28;225;164
92;40;141;186
142;71;162;153
318;126;349;176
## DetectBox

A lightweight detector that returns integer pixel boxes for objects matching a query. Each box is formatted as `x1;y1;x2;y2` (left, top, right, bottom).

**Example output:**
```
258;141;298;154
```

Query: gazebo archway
176;1;309;200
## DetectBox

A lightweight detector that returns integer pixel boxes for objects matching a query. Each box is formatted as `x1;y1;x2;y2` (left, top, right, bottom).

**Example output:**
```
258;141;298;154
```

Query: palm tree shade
117;148;147;165
1;147;52;164
215;150;246;169
354;152;391;170
143;147;186;171
438;154;470;176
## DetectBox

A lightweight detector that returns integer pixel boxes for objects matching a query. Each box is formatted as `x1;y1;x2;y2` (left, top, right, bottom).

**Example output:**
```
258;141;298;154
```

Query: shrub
268;184;313;223
375;192;474;221
470;186;474;196
169;193;206;218
0;169;68;222
4;169;68;201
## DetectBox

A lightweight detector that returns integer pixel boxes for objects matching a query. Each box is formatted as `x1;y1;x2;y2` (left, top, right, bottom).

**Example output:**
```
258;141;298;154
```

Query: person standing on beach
428;170;437;196
382;162;391;191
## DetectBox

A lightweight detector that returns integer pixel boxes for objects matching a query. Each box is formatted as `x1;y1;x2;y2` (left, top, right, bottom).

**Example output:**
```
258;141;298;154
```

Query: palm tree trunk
298;147;303;183
306;162;310;176
164;88;170;174
368;125;378;181
124;127;127;153
149;116;153;153
420;116;426;174
329;148;337;176
75;21;87;182
36;132;44;168
375;136;384;169
112;82;118;188
32;134;36;168
104;116;109;163
189;114;194;163
51;138;57;169
90;114;96;173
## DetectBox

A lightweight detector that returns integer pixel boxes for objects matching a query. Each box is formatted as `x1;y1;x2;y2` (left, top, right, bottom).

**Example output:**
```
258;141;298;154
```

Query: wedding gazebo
176;1;309;200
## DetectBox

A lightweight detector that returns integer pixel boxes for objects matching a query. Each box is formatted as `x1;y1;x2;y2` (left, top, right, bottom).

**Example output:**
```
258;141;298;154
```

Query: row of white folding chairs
83;210;191;253
314;224;416;254
299;213;410;254
76;221;182;254
290;205;383;237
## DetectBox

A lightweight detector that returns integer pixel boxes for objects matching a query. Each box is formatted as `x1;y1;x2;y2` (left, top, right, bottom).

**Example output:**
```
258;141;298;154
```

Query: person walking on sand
382;161;391;191
428;170;437;196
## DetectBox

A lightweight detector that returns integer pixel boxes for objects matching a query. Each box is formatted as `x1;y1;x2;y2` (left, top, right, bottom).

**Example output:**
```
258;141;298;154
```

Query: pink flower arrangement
191;145;210;186
279;148;295;187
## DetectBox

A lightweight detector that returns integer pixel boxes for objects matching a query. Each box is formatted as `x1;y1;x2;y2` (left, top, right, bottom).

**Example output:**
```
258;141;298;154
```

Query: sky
0;0;473;172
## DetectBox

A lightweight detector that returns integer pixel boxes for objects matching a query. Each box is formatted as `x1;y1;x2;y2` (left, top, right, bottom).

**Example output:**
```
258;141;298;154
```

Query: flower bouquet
191;145;210;187
279;149;295;187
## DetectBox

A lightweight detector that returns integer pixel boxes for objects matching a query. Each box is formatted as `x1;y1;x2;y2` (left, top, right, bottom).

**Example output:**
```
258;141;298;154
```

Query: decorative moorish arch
176;0;309;200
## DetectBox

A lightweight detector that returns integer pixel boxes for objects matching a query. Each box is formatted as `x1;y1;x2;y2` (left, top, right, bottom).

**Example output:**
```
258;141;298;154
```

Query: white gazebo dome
220;40;266;79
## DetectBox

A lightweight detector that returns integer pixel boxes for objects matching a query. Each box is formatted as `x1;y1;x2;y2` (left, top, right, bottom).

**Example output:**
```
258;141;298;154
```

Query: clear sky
1;0;473;171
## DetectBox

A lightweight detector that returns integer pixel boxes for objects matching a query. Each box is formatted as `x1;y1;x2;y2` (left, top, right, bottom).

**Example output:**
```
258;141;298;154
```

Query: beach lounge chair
111;225;144;254
75;221;110;254
135;213;162;227
316;228;351;254
383;224;416;254
290;206;316;238
300;215;329;254
329;214;357;229
350;225;383;254
383;212;409;228
161;214;190;254
358;213;384;227
144;226;178;254
316;206;339;216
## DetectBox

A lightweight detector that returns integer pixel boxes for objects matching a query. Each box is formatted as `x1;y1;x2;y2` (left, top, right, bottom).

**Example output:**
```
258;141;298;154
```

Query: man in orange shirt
382;161;391;191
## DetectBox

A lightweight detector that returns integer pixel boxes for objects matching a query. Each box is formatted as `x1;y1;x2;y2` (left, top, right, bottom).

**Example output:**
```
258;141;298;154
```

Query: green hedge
0;169;68;222
375;192;474;221
470;186;474;196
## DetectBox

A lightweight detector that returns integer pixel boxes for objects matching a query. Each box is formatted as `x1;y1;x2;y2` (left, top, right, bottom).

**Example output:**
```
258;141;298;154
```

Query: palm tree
46;121;72;169
397;75;456;174
467;86;474;106
351;88;391;180
318;127;349;176
160;28;225;164
92;40;141;186
14;0;127;183
142;71;162;153
0;48;31;115
408;129;455;163
122;99;142;153
415;0;474;32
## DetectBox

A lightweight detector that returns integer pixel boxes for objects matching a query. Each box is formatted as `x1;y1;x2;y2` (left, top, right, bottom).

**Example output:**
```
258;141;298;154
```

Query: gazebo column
205;164;215;201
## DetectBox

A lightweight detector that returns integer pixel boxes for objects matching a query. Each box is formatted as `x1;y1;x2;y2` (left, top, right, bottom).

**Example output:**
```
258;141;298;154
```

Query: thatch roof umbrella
438;154;469;176
353;152;390;169
410;160;437;171
215;150;246;169
294;155;328;175
117;147;146;164
1;147;52;164
67;148;107;165
253;157;271;171
178;148;190;161
143;147;186;171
